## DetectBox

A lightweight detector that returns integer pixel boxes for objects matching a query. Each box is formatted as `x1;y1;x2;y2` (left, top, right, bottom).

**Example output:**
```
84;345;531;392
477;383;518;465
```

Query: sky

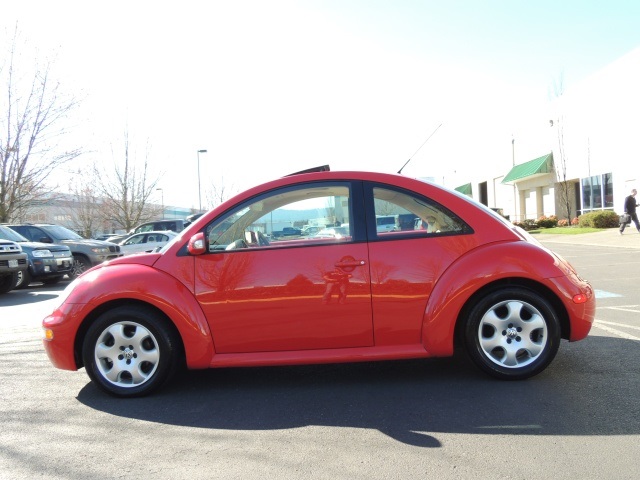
3;0;640;211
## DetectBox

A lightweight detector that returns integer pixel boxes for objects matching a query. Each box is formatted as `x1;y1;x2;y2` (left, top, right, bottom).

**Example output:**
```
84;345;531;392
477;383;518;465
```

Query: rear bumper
549;273;595;341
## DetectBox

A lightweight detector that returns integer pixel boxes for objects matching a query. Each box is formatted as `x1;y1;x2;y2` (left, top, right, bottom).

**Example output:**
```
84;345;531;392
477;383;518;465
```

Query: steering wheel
256;231;270;246
225;239;248;250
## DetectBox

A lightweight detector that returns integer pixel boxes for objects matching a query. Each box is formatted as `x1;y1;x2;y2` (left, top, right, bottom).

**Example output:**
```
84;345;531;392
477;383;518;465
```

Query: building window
581;173;613;212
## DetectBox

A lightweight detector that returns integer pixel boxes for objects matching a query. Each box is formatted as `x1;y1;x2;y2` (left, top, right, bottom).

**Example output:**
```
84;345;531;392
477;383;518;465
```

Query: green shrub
513;218;538;231
537;215;558;228
577;210;619;228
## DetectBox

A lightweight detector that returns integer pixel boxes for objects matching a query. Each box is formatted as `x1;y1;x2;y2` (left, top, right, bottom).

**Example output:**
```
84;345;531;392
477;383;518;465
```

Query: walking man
620;188;640;234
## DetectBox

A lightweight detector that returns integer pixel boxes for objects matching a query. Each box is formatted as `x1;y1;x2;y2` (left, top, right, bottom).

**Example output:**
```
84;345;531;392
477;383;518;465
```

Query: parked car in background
118;231;178;255
7;224;123;279
41;167;595;397
313;226;350;239
93;234;115;241
270;226;303;239
0;237;27;294
184;213;204;226
301;225;323;236
0;225;73;288
104;234;130;244
131;219;188;235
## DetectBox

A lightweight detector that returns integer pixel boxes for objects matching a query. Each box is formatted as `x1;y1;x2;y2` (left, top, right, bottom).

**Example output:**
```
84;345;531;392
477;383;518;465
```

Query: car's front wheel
0;273;18;294
463;287;561;380
15;269;33;289
82;306;181;397
69;254;91;279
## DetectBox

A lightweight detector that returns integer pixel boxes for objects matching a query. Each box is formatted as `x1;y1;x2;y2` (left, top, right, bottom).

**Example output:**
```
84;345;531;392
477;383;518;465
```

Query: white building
452;46;640;222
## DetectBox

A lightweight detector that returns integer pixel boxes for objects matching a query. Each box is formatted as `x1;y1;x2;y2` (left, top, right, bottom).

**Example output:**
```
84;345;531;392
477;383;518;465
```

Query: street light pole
197;149;208;212
156;188;164;219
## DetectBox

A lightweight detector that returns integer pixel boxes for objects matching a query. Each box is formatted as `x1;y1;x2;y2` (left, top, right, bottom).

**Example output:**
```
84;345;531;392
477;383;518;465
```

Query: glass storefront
581;173;613;212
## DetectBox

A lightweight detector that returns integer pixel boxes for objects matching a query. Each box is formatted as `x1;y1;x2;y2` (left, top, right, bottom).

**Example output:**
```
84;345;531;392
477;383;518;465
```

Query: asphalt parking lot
1;230;639;480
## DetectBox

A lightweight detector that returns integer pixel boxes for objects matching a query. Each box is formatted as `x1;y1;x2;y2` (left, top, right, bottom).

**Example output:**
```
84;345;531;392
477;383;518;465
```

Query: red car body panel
41;170;595;375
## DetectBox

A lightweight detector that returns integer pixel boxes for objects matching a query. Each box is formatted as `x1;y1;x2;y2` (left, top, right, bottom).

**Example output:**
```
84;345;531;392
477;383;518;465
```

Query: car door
363;182;472;346
194;181;374;354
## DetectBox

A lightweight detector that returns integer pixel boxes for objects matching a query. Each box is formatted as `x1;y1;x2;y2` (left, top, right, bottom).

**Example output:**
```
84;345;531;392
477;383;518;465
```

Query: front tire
69;254;91;280
82;305;180;397
0;273;18;294
15;269;33;289
463;287;561;380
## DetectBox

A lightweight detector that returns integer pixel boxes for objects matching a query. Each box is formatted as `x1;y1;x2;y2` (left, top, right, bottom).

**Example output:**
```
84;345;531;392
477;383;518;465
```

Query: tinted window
372;187;468;237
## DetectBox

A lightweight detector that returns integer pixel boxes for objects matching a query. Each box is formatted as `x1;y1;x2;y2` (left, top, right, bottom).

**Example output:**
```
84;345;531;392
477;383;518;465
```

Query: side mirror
187;232;206;255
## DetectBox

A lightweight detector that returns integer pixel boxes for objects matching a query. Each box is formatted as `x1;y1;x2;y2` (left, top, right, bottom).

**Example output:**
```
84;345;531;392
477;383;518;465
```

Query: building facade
453;47;640;223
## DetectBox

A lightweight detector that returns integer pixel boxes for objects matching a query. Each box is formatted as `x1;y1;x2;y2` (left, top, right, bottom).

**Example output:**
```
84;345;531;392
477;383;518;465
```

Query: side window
206;184;352;252
373;187;467;237
125;235;145;245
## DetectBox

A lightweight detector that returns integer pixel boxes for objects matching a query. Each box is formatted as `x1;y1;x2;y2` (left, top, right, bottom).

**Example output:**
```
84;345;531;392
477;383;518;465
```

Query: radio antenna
397;123;442;174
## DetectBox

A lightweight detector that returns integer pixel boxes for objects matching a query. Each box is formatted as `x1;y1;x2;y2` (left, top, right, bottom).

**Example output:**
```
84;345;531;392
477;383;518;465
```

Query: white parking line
600;305;640;313
593;320;640;341
595;289;623;298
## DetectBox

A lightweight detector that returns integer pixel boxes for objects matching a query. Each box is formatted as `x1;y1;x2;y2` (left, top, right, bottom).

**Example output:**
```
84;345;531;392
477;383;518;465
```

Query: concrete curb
534;228;640;249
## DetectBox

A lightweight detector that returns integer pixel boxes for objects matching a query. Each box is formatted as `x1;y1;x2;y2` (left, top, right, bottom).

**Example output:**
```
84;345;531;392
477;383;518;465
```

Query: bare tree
0;26;81;223
205;176;238;210
94;129;162;232
65;179;103;238
550;75;573;221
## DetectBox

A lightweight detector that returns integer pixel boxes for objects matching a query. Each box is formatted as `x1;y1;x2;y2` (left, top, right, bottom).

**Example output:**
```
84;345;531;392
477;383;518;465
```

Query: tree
0;26;81;223
205;176;238;210
65;181;103;238
550;75;573;222
94;129;162;232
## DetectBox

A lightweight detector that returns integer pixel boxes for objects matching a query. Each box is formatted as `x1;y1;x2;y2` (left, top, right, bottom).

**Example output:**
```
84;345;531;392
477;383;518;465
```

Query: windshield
45;225;83;241
0;225;28;242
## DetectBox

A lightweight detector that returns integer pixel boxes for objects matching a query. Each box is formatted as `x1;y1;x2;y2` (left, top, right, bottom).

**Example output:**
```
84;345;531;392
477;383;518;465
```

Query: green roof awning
502;153;554;183
455;183;472;195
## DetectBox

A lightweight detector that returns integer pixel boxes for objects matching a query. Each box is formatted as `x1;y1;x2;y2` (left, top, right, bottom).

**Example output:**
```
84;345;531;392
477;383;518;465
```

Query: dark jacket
624;195;638;214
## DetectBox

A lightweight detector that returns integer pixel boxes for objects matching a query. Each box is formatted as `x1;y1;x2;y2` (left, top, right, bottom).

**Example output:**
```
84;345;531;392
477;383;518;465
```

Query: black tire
69;254;91;280
0;273;17;294
463;287;561;380
15;269;33;289
82;305;181;397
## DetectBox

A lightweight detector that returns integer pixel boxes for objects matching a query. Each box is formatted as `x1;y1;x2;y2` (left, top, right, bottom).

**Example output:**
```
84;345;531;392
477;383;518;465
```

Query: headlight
32;249;53;258
91;247;110;254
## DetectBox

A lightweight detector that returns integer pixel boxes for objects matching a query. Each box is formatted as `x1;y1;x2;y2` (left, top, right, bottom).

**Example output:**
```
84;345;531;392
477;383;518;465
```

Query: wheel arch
73;299;186;370
452;278;570;350
65;264;215;371
422;242;573;356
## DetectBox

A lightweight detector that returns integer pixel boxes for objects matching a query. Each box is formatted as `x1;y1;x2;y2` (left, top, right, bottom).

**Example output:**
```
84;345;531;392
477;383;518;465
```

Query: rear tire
82;305;181;397
463;287;561;380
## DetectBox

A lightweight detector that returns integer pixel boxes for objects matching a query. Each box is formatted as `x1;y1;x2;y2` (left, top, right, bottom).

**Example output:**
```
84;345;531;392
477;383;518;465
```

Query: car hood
59;239;118;247
19;241;71;252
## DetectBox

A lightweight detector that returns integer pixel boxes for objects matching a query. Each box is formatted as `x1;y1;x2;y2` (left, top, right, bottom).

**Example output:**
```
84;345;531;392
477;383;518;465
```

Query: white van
376;215;399;233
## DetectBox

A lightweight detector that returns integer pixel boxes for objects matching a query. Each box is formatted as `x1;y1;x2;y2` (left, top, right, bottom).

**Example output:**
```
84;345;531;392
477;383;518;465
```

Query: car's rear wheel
69;254;91;279
82;305;181;397
463;287;561;380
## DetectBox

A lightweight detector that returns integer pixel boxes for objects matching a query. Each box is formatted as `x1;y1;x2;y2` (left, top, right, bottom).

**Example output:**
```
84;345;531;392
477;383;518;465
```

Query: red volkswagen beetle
42;168;595;397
